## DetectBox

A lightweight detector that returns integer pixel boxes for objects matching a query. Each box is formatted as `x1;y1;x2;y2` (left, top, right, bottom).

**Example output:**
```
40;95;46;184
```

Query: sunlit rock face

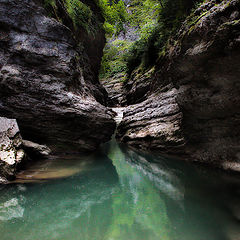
117;0;240;170
0;117;26;180
0;0;116;152
117;88;185;154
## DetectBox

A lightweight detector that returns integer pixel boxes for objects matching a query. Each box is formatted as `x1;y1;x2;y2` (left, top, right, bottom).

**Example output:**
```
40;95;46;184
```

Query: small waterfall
112;107;125;125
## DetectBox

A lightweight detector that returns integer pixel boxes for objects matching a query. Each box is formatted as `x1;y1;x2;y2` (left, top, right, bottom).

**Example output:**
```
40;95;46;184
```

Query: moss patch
44;0;99;35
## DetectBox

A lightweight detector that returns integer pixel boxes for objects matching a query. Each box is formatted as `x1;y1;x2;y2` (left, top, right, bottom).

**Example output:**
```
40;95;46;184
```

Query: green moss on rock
44;0;100;35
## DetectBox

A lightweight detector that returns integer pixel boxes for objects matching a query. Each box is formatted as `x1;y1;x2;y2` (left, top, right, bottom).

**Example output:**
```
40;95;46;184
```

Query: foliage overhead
44;0;100;35
99;0;206;79
99;0;162;78
97;0;129;36
43;0;207;79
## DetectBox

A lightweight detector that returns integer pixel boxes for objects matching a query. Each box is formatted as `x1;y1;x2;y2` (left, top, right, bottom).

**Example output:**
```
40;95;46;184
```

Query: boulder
22;140;51;159
0;117;26;180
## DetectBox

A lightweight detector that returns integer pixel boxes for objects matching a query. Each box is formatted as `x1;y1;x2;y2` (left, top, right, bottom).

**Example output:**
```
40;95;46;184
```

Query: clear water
0;140;240;240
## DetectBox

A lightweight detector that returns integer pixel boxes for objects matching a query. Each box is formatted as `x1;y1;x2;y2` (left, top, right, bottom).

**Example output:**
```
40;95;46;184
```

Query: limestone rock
0;117;26;180
124;67;155;105
117;87;185;154
101;73;127;107
117;0;240;169
0;0;116;151
22;140;51;159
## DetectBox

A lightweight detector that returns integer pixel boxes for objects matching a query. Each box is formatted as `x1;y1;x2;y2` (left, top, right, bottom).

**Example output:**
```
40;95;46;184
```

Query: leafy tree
98;0;129;36
99;0;161;79
126;0;205;75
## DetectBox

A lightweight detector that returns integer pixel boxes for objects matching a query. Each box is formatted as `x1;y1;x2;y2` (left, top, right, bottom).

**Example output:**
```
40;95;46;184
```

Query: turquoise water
0;140;240;240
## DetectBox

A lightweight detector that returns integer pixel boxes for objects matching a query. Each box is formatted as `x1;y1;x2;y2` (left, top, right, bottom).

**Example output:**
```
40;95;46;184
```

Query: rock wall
0;0;116;152
100;73;127;107
117;0;240;171
123;67;154;105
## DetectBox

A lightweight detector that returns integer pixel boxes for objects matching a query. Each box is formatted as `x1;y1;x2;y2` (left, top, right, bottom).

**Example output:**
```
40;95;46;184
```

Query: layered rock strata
117;0;240;170
101;73;127;107
0;0;116;152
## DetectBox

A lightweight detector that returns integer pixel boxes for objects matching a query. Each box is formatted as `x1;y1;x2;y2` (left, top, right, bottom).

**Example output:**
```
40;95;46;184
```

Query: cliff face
0;0;116;152
117;0;240;171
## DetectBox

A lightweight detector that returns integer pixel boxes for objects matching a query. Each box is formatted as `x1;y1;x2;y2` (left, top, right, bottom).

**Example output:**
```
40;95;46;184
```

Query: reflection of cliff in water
0;140;240;240
105;140;173;240
120;143;185;202
108;141;240;240
0;153;119;240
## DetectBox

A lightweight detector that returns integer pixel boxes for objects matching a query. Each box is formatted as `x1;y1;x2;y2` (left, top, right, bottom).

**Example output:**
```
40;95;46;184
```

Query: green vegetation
43;0;207;79
126;0;205;74
99;0;206;79
44;0;99;35
97;0;129;36
99;0;161;79
65;1;95;34
100;39;130;78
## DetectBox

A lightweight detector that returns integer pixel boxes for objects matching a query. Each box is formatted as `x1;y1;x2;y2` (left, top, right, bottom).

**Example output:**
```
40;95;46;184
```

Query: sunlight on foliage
99;0;206;79
65;0;94;33
43;0;206;80
100;39;132;78
44;0;98;35
99;0;161;79
97;0;128;36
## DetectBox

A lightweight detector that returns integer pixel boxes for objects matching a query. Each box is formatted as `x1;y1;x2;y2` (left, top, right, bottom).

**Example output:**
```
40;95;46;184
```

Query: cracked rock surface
117;0;240;170
0;0;116;152
0;117;25;180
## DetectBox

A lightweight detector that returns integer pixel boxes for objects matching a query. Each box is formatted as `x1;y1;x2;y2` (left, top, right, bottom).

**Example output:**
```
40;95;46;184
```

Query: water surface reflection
0;140;239;240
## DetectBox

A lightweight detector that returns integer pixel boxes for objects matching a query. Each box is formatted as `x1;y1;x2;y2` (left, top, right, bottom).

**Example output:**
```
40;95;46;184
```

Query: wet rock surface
0;117;26;180
0;0;116;152
117;0;240;170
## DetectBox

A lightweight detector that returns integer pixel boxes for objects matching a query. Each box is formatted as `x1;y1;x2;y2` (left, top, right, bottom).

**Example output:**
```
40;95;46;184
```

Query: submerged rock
0;117;26;180
0;0;116;152
117;0;240;170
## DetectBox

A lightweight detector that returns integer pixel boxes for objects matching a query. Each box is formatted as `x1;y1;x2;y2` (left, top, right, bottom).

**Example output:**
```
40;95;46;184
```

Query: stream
0;109;240;240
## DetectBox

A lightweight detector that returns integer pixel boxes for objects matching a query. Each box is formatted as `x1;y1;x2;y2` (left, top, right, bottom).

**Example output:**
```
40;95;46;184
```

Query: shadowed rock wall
0;0;116;152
